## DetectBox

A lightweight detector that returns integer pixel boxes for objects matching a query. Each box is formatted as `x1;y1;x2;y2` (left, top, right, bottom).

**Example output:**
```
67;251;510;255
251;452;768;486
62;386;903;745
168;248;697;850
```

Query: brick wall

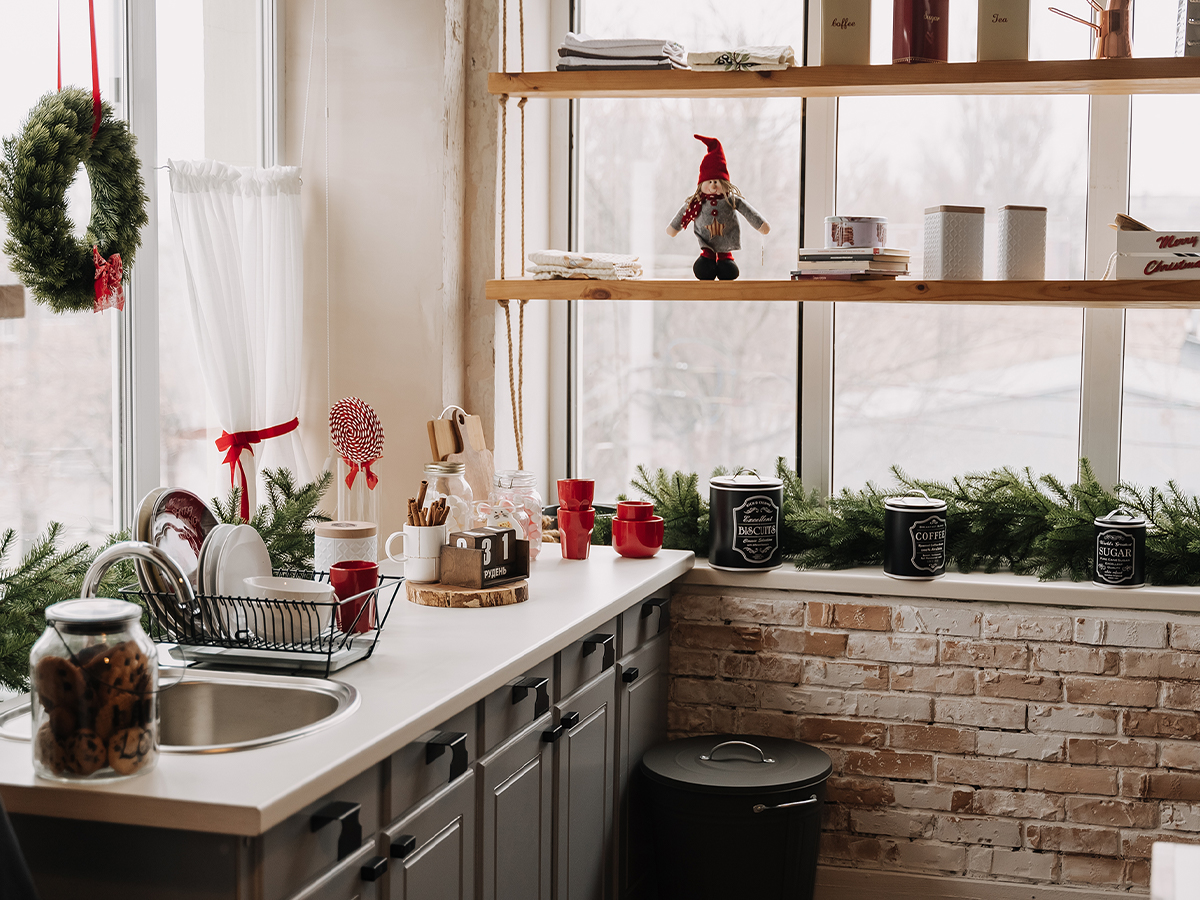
668;587;1200;894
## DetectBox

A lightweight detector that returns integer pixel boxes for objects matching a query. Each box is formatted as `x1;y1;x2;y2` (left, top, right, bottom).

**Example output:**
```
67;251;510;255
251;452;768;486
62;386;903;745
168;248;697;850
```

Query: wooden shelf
486;278;1200;309
489;57;1200;99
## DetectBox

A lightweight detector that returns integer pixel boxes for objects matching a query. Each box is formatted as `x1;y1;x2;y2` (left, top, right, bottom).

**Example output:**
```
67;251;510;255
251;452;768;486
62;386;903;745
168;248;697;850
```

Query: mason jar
491;469;543;559
30;599;158;781
424;461;474;535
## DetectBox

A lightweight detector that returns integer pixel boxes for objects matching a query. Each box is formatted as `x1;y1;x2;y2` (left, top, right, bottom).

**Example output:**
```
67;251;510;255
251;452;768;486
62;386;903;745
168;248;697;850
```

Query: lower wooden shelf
485;278;1200;309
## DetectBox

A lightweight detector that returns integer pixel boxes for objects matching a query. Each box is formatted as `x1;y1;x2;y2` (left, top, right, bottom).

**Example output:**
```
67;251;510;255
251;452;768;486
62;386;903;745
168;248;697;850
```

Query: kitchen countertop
0;546;693;836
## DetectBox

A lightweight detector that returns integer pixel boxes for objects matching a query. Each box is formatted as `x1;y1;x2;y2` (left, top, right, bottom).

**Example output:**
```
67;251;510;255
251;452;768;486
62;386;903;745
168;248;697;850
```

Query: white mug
386;524;448;583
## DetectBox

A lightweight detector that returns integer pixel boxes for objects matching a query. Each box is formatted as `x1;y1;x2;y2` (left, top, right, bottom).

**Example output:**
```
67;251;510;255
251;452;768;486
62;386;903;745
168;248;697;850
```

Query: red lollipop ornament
329;398;385;490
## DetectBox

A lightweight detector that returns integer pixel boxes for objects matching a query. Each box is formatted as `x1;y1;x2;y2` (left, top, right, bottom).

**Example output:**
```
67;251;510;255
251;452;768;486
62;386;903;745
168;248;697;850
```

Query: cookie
33;655;85;713
74;643;109;668
108;727;153;775
82;641;149;710
47;705;79;739
92;690;139;741
64;728;107;776
34;722;70;776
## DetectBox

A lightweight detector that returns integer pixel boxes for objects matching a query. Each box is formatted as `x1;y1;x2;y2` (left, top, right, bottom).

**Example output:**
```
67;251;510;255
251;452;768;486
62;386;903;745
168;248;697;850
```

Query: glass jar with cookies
30;599;158;781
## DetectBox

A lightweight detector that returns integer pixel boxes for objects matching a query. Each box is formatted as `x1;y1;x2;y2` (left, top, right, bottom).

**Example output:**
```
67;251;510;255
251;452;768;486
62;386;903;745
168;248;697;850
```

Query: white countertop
0;546;693;836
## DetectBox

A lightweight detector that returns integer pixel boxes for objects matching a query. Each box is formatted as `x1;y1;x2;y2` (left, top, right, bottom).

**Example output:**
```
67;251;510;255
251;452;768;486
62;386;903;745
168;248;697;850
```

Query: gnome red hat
694;134;730;183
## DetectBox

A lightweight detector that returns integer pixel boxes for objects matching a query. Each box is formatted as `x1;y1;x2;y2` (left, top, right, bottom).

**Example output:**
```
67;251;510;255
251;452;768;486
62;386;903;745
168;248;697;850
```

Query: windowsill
680;559;1200;614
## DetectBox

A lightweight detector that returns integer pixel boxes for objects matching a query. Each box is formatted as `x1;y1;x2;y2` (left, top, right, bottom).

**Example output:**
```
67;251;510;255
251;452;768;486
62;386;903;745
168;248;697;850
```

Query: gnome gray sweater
670;193;766;253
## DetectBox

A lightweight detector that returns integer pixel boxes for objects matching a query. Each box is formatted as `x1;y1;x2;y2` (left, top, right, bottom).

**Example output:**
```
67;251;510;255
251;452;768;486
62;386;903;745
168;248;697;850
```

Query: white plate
198;523;237;596
215;525;272;597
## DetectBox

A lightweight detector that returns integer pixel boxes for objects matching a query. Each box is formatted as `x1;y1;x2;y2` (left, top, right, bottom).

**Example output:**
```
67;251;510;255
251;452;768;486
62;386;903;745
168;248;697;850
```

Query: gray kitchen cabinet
615;631;669;900
384;771;475;900
285;840;387;900
554;669;617;900
477;712;555;900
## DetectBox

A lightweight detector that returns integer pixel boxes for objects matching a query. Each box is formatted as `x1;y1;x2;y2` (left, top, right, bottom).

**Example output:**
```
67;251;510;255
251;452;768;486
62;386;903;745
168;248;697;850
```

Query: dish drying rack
121;570;403;677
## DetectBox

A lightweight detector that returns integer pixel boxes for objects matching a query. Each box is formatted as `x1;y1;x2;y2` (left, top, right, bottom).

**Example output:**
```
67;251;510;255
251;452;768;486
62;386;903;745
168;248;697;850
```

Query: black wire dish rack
121;569;403;677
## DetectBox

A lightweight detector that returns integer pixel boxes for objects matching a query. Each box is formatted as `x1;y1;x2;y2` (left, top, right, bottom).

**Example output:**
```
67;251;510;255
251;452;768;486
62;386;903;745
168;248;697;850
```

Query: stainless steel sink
0;669;359;753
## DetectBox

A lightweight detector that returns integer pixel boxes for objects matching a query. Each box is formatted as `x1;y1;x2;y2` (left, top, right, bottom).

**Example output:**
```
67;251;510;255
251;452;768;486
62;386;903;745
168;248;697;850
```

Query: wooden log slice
405;579;528;609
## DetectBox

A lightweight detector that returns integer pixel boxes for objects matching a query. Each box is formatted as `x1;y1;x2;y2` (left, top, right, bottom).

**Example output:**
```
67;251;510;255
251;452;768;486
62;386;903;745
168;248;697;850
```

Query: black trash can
641;734;832;900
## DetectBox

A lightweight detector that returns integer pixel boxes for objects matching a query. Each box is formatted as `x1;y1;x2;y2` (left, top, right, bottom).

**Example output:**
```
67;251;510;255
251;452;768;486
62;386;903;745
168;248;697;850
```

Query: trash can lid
641;735;832;795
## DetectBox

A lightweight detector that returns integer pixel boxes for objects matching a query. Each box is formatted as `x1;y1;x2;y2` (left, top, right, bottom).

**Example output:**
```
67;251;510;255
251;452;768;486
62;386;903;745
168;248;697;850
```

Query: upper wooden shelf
486;278;1200;309
489;57;1200;99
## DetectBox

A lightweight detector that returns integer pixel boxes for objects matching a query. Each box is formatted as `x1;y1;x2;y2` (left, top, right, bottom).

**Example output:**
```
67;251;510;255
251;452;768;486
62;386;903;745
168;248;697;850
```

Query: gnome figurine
667;134;770;280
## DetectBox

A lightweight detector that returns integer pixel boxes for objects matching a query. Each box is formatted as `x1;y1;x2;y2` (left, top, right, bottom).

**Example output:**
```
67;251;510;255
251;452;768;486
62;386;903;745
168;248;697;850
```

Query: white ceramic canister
923;206;985;279
314;520;378;572
978;0;1030;61
825;215;887;249
997;205;1047;280
822;0;872;65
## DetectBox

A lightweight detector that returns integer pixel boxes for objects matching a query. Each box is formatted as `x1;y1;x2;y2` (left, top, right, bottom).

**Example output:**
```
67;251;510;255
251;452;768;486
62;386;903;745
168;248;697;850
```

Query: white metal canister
822;0;872;65
825;215;887;249
978;0;1030;61
997;205;1047;280
314;520;378;572
923;206;985;279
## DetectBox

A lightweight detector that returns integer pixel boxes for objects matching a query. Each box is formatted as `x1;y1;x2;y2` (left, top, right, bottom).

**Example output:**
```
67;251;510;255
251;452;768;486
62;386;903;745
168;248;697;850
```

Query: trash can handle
752;796;819;813
700;740;775;764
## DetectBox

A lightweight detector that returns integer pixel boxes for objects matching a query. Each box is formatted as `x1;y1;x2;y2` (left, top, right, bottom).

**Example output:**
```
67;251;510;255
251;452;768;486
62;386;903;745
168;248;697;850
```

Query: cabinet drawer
383;771;476;900
481;658;554;753
285;840;386;900
558;618;618;700
619;590;670;657
389;705;477;820
262;765;384;900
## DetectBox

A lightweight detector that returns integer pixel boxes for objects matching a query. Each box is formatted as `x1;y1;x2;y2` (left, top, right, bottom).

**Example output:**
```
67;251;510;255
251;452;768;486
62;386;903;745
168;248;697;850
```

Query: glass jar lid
45;599;142;634
314;520;377;538
885;489;946;512
1095;508;1146;528
425;461;466;476
710;472;783;490
495;469;537;488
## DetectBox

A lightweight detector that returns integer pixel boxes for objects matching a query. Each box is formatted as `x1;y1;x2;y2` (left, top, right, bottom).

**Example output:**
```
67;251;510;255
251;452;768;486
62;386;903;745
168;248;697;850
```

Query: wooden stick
417;480;429;511
407;499;417;526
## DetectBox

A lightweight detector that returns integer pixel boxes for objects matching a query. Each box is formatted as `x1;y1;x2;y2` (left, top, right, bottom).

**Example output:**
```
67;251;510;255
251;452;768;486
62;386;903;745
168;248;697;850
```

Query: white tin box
997;205;1046;279
924;206;985;280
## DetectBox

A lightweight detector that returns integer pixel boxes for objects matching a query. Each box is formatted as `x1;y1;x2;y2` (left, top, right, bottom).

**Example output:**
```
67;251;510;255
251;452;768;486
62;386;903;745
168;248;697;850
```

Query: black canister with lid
1093;508;1146;588
641;735;832;900
884;489;947;580
708;473;784;571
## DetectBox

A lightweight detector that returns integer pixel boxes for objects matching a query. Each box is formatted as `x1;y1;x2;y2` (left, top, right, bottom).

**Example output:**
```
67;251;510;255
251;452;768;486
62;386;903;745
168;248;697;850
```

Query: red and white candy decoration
329;397;384;490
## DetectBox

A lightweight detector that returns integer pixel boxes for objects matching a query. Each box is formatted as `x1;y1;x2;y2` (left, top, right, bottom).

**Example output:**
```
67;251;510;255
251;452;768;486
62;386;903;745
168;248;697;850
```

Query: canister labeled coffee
709;473;783;571
1093;509;1146;588
884;490;947;580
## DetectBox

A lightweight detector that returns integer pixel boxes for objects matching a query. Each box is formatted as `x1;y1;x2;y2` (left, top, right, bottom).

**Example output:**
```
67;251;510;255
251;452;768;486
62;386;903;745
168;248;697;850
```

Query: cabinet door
615;633;668;900
556;671;617;900
285;841;385;900
478;714;554;900
385;771;475;900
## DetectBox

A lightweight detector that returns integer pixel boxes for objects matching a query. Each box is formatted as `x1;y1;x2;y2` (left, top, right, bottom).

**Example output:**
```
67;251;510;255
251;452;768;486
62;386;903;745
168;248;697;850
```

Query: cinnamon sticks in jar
407;480;450;526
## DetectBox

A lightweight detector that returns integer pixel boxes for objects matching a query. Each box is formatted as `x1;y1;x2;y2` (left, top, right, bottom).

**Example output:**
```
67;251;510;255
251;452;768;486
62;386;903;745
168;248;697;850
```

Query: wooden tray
406;580;528;608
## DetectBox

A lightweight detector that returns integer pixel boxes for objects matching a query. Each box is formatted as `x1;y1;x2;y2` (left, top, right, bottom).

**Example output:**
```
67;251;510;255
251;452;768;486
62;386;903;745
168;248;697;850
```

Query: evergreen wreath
0;88;148;313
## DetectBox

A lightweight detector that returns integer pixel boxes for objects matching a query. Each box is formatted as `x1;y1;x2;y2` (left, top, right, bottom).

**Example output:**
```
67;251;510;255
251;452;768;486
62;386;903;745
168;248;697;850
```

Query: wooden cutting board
445;410;495;503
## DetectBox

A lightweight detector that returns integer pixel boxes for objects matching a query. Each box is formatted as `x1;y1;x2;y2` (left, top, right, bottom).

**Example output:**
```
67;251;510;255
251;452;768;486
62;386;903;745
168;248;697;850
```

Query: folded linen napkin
688;46;796;71
529;266;643;280
561;32;686;62
528;250;642;270
557;56;681;71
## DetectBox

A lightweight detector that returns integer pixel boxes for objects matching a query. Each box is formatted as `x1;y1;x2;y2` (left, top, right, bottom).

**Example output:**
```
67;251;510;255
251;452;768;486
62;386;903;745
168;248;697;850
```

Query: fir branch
213;468;334;571
1030;459;1119;581
629;465;709;556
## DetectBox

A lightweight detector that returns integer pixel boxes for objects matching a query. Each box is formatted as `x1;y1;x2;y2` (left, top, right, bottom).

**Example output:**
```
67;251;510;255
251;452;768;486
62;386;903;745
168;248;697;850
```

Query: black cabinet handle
511;676;550;718
561;710;580;729
391;834;418;860
623;667;640;684
542;724;565;743
361;856;388;881
640;597;668;634
310;801;362;861
426;731;469;781
582;632;615;670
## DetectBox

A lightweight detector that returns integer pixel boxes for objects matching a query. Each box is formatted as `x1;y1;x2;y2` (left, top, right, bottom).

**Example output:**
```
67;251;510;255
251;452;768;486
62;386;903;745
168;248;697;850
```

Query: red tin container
893;0;949;63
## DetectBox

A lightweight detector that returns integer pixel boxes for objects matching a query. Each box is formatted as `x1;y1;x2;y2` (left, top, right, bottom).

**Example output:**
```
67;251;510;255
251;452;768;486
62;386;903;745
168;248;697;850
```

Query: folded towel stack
557;32;689;71
688;46;796;71
527;250;644;280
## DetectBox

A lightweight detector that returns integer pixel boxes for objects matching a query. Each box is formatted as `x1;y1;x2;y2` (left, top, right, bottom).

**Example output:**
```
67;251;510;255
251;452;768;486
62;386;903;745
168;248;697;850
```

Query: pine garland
212;467;334;571
630;465;710;556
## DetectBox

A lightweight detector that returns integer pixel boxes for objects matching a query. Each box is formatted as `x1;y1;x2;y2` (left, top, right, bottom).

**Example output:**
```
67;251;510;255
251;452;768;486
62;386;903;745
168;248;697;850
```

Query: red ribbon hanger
215;418;301;519
57;0;101;138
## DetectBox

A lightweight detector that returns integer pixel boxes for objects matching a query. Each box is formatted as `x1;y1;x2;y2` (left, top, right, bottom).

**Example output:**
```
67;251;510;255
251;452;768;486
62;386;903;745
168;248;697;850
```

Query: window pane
0;1;122;547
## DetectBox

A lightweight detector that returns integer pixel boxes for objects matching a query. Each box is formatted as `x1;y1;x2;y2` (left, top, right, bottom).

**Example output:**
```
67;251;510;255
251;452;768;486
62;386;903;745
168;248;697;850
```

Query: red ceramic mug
330;560;379;633
558;507;596;560
613;515;665;559
557;479;595;511
617;500;655;521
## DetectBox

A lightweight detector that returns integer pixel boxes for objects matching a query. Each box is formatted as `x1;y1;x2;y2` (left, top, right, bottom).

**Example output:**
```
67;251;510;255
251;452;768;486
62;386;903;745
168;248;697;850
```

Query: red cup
558;507;595;559
330;560;379;633
612;515;665;559
617;500;655;521
557;479;595;511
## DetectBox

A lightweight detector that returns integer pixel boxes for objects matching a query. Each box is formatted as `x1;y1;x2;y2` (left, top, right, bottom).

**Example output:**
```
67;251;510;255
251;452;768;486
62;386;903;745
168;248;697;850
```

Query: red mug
557;479;595;511
617;500;655;521
613;515;665;559
330;560;379;633
558;507;595;560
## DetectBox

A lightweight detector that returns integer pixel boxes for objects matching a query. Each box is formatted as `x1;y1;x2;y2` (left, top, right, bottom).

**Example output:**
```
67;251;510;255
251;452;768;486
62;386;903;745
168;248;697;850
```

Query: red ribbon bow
343;457;380;491
92;247;124;312
215;417;300;519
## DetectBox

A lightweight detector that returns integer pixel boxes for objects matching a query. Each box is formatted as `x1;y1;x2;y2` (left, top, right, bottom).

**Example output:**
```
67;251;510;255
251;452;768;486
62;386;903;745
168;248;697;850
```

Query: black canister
1093;508;1146;588
709;473;784;571
884;489;947;580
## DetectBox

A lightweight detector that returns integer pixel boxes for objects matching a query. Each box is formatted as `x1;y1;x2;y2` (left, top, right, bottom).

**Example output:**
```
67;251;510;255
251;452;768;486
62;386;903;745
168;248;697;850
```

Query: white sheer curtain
169;159;311;518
